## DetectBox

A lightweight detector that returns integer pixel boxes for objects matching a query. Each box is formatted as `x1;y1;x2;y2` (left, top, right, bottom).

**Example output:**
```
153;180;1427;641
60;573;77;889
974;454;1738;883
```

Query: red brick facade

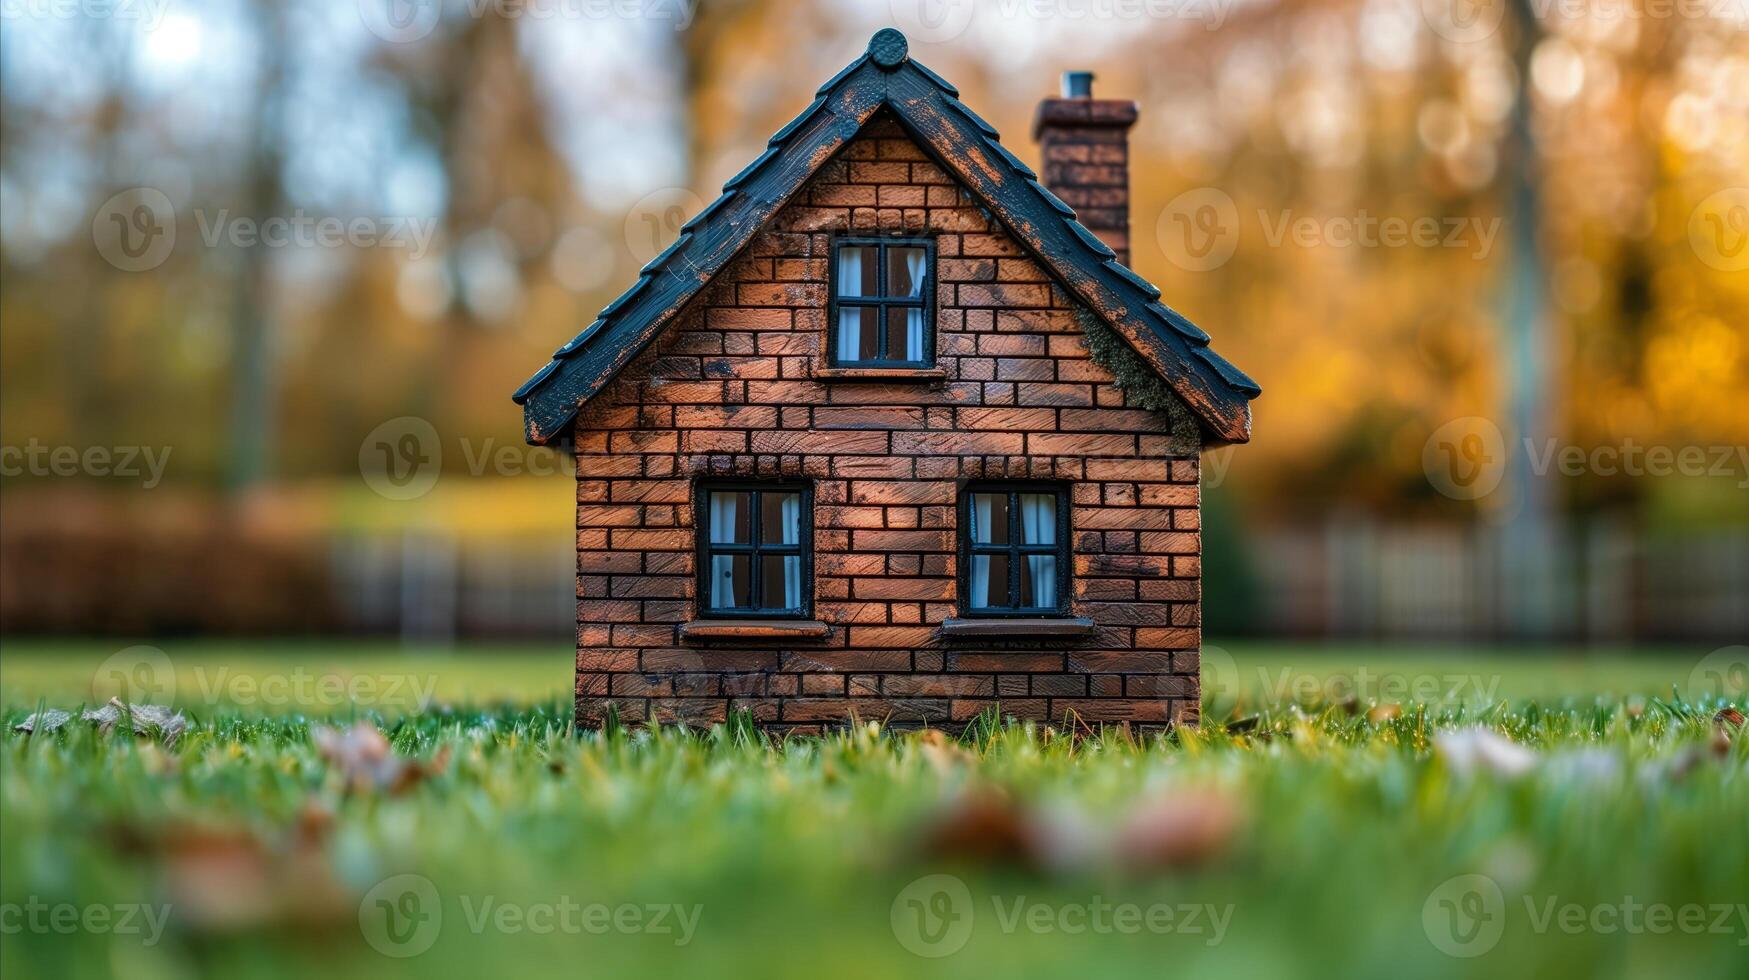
571;112;1203;734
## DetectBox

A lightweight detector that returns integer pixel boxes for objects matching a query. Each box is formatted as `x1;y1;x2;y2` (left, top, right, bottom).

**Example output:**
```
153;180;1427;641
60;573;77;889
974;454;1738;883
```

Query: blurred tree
225;0;289;493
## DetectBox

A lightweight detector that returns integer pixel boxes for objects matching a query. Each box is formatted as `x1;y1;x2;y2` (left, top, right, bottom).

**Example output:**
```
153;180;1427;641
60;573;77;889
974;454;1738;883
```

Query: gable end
516;29;1258;447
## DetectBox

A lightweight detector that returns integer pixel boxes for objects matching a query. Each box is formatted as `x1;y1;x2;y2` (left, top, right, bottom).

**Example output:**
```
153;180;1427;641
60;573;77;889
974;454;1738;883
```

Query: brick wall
571;112;1203;734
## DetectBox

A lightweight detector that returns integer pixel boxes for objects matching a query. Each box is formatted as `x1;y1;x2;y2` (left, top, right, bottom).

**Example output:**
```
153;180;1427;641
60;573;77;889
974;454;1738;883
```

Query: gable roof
515;28;1259;446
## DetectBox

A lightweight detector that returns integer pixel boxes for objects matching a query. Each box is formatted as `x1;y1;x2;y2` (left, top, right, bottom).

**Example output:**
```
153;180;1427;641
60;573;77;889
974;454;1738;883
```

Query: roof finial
868;28;908;70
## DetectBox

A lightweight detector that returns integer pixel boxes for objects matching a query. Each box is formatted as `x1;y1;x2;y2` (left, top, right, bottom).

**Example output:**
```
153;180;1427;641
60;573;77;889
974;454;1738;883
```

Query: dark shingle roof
516;28;1258;445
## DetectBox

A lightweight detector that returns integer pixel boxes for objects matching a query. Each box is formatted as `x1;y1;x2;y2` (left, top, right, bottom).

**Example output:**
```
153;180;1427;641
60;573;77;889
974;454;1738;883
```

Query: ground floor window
960;482;1070;615
696;482;811;617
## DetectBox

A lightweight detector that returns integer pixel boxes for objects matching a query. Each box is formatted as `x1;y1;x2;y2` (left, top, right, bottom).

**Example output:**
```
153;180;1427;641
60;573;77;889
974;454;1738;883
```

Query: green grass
2;640;1746;980
0;638;1714;714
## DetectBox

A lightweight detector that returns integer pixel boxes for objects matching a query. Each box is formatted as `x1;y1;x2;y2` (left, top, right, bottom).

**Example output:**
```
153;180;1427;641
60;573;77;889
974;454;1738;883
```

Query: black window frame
827;236;936;368
957;481;1072;617
694;480;814;619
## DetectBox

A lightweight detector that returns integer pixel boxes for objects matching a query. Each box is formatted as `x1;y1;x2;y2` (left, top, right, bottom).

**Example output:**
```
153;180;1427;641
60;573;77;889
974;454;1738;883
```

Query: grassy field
2;640;1746;980
0;638;1723;712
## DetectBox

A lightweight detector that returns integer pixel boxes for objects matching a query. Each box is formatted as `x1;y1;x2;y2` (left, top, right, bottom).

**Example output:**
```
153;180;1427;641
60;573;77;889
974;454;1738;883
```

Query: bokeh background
2;0;1745;650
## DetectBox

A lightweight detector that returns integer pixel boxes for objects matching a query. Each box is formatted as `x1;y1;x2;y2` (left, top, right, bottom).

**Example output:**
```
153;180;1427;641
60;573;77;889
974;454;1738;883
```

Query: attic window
830;237;934;367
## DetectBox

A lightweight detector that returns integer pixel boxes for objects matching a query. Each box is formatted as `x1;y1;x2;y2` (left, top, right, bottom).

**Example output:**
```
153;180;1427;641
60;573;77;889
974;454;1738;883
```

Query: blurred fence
321;518;1742;644
1244;519;1747;644
330;533;575;641
3;497;1741;643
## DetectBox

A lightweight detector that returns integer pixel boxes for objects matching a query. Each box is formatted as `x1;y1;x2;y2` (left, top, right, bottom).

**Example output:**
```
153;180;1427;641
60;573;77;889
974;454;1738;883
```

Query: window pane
835;307;879;362
1018;493;1057;545
969;493;1009;545
836;246;878;297
760;492;802;545
1021;555;1057;608
761;554;802;610
708;554;751;609
967;554;1010;610
886;246;927;298
883;308;927;364
708;491;751;544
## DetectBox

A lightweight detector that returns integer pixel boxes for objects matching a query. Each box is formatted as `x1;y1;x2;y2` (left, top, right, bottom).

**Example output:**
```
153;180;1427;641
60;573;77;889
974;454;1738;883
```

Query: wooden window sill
680;619;831;642
938;617;1096;639
814;367;946;383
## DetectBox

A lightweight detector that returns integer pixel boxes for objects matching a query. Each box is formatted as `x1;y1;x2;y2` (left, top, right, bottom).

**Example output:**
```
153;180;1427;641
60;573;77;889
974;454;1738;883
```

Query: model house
514;29;1258;733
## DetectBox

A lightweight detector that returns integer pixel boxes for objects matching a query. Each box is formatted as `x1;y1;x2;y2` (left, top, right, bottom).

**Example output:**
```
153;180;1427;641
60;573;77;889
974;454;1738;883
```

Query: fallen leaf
13;709;73;734
1709;728;1732;758
294;798;336;846
914;730;973;775
12;701;185;743
1434;727;1537;779
918;788;1042;868
1113;788;1241;871
86;699;188;743
1367;703;1402;724
159;825;350;933
312;721;450;796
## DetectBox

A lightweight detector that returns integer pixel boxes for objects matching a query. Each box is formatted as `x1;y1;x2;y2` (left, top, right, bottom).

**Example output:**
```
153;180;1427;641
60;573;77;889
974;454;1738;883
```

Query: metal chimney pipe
1061;71;1094;98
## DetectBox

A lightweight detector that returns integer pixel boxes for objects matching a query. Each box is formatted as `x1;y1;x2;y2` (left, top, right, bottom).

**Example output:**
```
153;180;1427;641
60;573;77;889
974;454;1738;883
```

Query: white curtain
904;248;927;361
837;247;863;361
1019;493;1056;608
779;493;802;609
969;493;995;608
708;492;738;609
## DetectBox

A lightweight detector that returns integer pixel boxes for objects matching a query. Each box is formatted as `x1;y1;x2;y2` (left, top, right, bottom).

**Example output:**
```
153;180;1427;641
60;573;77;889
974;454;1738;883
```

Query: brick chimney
1032;71;1139;266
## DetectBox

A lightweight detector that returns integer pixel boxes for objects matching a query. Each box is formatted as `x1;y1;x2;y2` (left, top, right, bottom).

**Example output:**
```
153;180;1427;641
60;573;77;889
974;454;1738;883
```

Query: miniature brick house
514;29;1258;733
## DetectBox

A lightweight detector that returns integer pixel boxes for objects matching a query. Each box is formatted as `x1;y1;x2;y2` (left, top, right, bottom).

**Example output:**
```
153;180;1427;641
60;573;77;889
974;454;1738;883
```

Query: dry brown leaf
158;825;350;933
918;788;1042;868
1709;728;1732;758
1367;703;1402;724
1113;789;1242;871
13;709;73;734
312;721;450;796
13;701;185;743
